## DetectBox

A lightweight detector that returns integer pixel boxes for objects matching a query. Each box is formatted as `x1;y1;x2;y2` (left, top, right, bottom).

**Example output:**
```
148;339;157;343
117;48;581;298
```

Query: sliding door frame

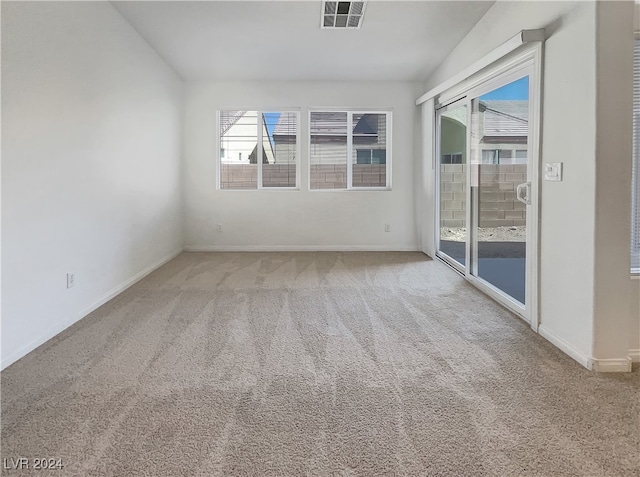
433;42;543;330
434;99;470;275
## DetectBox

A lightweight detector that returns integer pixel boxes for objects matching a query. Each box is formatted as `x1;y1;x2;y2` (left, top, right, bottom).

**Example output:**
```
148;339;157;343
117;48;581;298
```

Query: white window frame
308;109;392;191
216;109;300;191
632;34;640;275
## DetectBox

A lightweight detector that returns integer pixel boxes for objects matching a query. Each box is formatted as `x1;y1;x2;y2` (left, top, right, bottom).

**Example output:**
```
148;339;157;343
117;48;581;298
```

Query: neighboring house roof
441;100;528;144
220;110;246;135
272;112;299;137
353;114;379;135
274;112;380;138
219;111;275;163
308;112;348;136
480;100;528;140
270;103;527;141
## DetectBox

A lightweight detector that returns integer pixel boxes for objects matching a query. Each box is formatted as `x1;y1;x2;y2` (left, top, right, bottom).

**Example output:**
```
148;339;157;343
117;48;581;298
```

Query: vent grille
321;1;366;29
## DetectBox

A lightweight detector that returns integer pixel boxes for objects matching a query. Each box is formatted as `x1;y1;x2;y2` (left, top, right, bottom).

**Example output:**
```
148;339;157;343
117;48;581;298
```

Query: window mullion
347;112;353;189
257;111;263;189
386;111;391;188
296;111;301;189
216;111;221;190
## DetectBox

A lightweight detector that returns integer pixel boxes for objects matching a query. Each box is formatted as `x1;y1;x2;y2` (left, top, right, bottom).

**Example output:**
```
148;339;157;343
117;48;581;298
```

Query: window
309;110;391;189
481;148;514;164
322;1;365;29
632;38;640;272
218;110;299;190
357;149;386;164
441;153;463;165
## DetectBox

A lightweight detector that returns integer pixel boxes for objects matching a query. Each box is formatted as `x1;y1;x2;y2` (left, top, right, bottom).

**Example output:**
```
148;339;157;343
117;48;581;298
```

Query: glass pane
352;113;387;188
219;110;258;190
351;2;364;15
310;112;347;189
337;2;350;14
348;15;361;28
632;39;640;271
439;104;467;266
263;112;297;188
471;76;529;304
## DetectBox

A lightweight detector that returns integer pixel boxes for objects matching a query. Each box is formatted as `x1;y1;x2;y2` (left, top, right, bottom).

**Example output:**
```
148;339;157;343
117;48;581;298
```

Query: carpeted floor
1;252;639;476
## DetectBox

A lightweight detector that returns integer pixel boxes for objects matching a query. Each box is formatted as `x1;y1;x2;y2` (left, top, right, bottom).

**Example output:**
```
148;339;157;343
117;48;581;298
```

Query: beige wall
592;0;635;362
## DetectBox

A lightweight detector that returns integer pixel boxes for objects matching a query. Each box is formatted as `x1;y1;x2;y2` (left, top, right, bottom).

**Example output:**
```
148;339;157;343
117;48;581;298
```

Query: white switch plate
544;162;563;181
67;273;75;288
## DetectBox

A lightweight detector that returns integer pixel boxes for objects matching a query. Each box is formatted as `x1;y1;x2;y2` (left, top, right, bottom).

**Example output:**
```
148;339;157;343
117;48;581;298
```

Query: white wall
420;0;635;369
184;81;419;251
1;2;184;369
424;1;579;90
538;1;598;364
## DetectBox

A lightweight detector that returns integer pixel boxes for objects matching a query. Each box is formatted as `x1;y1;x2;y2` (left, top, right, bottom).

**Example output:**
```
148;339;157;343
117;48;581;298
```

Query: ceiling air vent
322;1;366;29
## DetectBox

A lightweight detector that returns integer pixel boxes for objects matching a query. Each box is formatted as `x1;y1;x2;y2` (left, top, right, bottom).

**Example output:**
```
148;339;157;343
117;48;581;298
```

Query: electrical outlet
66;273;75;289
384;224;391;232
216;224;223;232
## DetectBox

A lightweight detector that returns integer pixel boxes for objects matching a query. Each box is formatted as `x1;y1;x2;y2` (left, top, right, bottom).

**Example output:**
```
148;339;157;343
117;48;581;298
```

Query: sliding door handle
516;182;531;205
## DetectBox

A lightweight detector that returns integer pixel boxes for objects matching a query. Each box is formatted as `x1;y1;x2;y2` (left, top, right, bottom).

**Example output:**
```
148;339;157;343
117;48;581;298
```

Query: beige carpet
1;252;638;476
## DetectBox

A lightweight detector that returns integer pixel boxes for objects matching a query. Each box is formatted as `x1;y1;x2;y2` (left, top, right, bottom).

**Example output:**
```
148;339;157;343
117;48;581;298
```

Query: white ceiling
112;1;495;82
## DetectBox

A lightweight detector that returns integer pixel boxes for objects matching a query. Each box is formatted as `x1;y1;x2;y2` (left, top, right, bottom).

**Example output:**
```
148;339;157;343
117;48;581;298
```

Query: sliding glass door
470;75;530;307
435;66;537;321
436;103;468;271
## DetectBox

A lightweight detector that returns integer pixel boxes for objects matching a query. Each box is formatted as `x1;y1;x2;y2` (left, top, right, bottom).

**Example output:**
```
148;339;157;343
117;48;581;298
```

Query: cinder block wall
440;164;527;228
220;164;257;189
439;164;467;227
310;164;347;189
352;164;387;188
310;164;387;189
263;164;296;187
220;164;387;189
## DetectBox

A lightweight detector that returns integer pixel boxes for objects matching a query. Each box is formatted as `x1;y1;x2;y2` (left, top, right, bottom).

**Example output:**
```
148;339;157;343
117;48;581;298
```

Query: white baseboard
77;248;183;318
591;357;632;373
184;245;420;252
1;314;82;372
629;349;640;363
538;325;593;370
538;325;634;372
1;248;183;371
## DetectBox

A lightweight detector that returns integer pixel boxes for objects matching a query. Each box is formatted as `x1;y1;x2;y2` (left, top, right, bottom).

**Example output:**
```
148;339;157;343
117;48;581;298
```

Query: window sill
217;188;300;192
309;187;392;192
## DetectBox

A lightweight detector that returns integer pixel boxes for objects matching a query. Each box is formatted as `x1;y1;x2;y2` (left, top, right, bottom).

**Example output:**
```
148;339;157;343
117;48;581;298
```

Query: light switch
544;162;563;181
